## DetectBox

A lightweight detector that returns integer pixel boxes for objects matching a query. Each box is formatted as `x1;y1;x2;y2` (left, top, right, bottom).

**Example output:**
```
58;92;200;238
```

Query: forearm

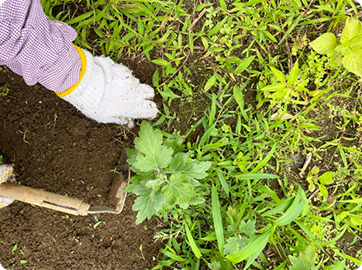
0;0;81;92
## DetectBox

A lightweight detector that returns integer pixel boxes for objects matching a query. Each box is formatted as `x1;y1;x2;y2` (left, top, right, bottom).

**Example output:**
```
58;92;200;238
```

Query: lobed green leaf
162;173;196;208
133;122;173;172
133;186;166;224
169;153;211;179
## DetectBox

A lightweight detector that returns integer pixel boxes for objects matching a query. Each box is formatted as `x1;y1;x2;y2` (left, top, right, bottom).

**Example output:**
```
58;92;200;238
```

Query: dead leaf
271;112;294;121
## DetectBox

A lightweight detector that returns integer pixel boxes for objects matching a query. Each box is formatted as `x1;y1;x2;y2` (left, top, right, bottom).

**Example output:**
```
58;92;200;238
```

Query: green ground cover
43;0;362;269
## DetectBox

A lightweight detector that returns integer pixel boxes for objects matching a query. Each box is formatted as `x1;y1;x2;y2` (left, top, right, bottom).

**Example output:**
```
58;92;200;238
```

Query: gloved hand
0;0;158;127
0;164;14;208
55;46;158;128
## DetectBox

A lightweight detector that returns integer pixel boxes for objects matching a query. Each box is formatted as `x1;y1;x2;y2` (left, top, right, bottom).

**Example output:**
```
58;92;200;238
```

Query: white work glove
58;48;158;128
0;164;14;208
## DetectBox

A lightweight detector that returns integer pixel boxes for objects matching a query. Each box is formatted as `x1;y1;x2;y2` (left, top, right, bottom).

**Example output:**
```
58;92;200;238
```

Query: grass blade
159;249;186;262
235;56;255;74
217;171;229;196
226;227;271;264
275;187;305;226
250;144;276;173
67;11;94;24
338;145;348;168
233;173;280;180
208;18;227;36
219;0;227;11
212;185;225;255
209;94;217;127
184;222;202;259
263;198;293;217
199;123;216;147
204;75;217;92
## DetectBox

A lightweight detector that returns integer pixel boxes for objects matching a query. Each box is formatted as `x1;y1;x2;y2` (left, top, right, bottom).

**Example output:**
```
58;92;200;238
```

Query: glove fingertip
114;117;134;128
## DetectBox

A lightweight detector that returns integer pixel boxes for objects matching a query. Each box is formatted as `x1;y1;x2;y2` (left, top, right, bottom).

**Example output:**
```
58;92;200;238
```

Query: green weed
0;85;9;97
311;17;362;76
125;121;211;225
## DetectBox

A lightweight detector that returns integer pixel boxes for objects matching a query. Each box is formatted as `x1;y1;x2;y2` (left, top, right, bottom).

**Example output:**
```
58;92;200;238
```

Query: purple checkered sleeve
0;0;81;92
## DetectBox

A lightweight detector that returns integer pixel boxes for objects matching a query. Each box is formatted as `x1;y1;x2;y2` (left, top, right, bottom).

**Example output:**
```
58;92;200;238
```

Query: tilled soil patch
0;66;162;270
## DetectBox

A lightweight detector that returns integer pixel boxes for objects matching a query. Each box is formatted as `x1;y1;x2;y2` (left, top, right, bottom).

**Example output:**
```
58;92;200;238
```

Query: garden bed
1;0;362;269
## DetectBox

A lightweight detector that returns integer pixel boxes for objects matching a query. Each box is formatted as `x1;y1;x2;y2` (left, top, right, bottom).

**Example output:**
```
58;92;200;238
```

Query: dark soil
0;66;163;270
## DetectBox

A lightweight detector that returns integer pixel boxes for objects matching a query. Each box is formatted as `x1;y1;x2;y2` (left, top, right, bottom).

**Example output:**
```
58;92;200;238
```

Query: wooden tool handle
0;182;90;216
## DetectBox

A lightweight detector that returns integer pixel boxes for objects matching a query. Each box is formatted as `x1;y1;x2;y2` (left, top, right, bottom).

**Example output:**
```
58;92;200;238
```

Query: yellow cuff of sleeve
55;45;87;97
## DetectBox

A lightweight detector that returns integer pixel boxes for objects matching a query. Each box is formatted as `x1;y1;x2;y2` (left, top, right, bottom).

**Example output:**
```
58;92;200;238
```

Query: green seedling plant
311;17;362;77
288;245;319;270
306;166;334;195
125;121;211;225
0;85;9;97
260;61;310;106
93;216;102;229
